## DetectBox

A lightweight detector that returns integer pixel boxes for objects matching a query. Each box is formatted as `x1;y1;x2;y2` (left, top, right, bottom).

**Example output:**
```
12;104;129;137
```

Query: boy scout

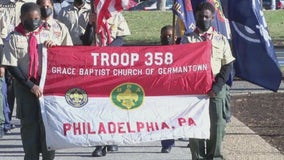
159;25;176;153
81;12;131;157
36;0;73;46
1;3;56;160
57;0;90;45
181;2;235;160
0;0;37;131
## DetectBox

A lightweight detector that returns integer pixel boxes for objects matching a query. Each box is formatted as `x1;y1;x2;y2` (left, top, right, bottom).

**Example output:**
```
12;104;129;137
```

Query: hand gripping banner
39;42;213;150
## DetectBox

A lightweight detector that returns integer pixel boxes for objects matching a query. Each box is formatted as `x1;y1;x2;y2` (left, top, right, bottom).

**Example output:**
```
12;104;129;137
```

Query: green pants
189;86;227;160
14;81;55;160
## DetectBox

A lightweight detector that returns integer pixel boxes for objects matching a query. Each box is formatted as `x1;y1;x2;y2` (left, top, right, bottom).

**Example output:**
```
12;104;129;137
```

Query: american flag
93;0;136;46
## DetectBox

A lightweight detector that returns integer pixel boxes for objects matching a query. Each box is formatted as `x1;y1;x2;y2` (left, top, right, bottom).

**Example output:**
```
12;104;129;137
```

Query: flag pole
172;0;176;44
90;0;97;46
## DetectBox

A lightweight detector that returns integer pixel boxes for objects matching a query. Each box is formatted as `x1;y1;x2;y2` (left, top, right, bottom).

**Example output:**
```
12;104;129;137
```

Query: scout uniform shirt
1;19;71;79
58;3;90;45
181;27;235;76
1;28;46;80
41;18;73;46
108;12;131;42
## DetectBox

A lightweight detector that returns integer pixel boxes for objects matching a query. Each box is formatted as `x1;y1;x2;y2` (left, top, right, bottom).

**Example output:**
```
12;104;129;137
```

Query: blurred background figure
57;0;90;45
36;0;73;46
52;0;70;19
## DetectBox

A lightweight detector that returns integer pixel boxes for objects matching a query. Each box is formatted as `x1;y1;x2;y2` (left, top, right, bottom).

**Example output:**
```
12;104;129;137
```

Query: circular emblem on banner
111;83;144;110
65;88;88;108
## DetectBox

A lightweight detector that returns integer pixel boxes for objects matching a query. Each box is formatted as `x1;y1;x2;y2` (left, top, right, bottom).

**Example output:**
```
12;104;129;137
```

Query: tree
157;0;166;11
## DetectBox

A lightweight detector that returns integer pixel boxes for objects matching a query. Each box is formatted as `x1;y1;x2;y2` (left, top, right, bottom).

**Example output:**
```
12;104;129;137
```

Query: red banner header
43;42;213;97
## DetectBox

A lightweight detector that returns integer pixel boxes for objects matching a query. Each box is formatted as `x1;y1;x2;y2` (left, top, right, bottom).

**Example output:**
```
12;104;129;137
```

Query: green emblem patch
65;88;88;108
111;83;144;110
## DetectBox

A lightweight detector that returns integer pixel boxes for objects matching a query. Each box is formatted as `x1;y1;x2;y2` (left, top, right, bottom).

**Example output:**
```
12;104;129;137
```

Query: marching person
36;0;73;46
181;2;235;160
81;11;131;157
51;0;70;19
159;25;177;153
0;0;37;133
1;3;58;159
57;0;90;45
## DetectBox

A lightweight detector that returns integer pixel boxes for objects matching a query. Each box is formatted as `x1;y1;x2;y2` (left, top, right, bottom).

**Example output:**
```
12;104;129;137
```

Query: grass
123;10;284;44
264;10;284;40
123;10;284;74
123;11;172;45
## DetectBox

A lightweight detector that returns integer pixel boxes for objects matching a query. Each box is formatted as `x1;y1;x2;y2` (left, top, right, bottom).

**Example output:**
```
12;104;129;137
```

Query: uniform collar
194;27;215;41
72;3;90;11
42;18;54;29
46;18;54;26
195;27;214;35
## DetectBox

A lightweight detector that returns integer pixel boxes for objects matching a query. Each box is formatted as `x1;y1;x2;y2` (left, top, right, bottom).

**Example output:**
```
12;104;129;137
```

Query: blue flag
228;0;282;91
173;0;196;34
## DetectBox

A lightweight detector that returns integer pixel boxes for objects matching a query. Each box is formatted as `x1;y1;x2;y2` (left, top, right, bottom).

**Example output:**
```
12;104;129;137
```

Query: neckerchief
14;23;43;80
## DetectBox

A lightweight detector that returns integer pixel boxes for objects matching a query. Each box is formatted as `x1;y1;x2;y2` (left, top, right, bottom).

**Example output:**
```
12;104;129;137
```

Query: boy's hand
0;67;5;77
44;40;56;48
31;85;43;98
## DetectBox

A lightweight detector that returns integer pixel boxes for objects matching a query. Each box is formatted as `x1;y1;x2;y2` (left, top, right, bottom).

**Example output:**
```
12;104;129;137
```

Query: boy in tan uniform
57;0;90;45
181;2;235;160
1;2;65;159
36;0;73;46
0;0;37;131
80;12;131;157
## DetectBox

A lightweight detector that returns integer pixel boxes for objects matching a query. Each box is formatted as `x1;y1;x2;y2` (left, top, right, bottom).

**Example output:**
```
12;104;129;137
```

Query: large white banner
40;43;213;150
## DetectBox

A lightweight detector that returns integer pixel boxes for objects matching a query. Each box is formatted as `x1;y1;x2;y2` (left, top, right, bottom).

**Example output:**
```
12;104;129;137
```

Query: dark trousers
5;71;15;121
14;81;55;160
161;139;175;147
189;86;227;160
21;119;55;160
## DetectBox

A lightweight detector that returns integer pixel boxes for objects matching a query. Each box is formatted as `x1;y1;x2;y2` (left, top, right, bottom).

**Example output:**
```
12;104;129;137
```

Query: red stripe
96;0;111;33
114;0;124;12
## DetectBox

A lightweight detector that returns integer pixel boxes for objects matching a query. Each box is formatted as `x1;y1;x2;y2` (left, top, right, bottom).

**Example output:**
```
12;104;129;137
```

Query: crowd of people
0;1;234;160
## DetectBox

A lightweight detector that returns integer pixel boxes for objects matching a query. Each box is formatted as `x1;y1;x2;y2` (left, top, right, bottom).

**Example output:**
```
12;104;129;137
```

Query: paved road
1;116;284;160
276;47;284;66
